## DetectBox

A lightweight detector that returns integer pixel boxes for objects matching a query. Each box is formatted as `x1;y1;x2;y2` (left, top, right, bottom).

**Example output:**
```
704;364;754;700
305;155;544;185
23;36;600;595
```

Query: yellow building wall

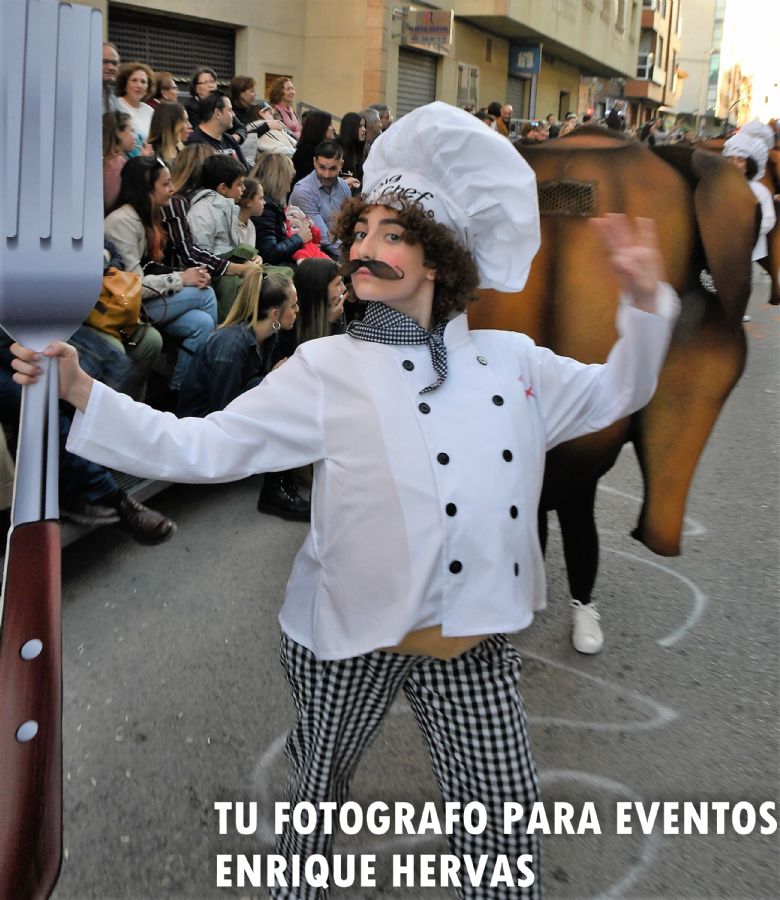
536;58;581;119
75;0;620;120
300;0;370;116
438;21;510;108
74;0;370;118
450;0;638;76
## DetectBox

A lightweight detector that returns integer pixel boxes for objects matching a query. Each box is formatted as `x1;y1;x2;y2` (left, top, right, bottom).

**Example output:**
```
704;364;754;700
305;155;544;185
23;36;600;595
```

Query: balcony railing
636;53;666;85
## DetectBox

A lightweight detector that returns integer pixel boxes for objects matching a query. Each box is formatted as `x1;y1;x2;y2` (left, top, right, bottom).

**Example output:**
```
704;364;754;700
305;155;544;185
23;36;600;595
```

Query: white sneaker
571;600;604;654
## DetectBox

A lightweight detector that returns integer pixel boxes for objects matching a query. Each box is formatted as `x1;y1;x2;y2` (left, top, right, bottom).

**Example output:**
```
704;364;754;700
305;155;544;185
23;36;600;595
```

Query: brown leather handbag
85;266;143;343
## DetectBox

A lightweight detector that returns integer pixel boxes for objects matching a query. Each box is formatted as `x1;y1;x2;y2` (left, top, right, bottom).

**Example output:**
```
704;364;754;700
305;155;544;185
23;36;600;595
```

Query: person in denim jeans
0;336;175;544
104;156;218;392
141;285;217;390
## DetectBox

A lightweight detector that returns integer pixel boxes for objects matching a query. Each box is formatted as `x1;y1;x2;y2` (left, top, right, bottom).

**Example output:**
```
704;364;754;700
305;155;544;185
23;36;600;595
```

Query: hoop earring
271;319;281;332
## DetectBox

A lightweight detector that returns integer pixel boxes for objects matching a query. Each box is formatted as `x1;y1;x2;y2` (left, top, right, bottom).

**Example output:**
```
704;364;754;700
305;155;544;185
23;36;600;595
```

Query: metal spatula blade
0;1;104;896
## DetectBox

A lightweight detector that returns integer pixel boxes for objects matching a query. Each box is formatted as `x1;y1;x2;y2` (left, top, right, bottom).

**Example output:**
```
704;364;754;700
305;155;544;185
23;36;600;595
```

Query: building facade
79;1;664;127
621;0;684;125
670;0;727;134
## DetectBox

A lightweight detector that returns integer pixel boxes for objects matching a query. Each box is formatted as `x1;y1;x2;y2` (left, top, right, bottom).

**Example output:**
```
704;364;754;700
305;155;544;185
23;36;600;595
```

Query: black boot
257;473;310;522
105;490;177;545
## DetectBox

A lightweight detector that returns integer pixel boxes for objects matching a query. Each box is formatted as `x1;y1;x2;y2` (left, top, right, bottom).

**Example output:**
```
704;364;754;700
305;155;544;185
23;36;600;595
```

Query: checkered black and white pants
273;633;542;899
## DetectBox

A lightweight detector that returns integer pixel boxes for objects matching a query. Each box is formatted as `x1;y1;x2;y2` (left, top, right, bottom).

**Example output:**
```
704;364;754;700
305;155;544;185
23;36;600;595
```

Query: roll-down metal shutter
396;48;438;117
506;76;528;119
108;7;235;84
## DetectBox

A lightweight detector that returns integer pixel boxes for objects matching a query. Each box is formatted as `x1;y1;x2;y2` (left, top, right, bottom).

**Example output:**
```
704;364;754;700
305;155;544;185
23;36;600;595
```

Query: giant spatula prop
0;1;103;896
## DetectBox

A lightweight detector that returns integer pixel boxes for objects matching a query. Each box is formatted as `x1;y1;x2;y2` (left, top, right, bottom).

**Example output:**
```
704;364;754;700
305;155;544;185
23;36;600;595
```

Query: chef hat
740;119;775;152
723;131;769;180
362;101;540;292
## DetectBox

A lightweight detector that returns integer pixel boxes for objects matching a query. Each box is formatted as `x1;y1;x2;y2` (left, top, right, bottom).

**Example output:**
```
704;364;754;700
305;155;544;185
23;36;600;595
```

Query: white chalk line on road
540;769;660;900
250;739;658;896
521;650;678;732
597;483;707;537
601;547;708;647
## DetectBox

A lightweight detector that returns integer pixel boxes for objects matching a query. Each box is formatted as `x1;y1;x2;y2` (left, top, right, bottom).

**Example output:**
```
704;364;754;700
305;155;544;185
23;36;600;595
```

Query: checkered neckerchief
347;302;448;394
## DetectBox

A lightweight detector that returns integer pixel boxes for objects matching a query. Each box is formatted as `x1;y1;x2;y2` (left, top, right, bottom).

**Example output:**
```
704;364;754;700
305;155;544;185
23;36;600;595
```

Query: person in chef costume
722;123;776;266
12;102;679;898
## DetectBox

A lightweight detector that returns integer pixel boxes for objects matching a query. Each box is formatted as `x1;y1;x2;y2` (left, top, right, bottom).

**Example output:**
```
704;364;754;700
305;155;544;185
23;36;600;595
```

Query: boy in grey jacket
186;155;246;257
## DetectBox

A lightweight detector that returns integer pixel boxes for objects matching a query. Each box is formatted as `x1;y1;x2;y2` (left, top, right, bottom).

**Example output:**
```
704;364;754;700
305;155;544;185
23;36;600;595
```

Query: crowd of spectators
470;98;680;145
2;40;400;546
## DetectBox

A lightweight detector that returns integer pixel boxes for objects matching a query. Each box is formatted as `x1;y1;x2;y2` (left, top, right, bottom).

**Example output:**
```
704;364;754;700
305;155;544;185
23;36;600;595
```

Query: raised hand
591;214;666;313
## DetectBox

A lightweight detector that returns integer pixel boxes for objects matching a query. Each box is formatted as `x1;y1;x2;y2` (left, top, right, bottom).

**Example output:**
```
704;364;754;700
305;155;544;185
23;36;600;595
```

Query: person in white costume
13;102;679;899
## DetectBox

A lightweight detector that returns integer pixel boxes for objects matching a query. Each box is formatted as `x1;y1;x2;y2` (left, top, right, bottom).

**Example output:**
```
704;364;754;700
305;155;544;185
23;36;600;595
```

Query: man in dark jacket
186;92;249;172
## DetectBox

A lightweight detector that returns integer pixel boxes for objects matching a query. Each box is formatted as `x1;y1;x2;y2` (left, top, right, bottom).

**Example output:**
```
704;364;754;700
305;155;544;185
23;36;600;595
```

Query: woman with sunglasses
104;156;218;395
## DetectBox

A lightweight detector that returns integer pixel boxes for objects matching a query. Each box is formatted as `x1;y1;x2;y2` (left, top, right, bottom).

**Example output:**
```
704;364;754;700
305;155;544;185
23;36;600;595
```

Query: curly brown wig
332;196;480;324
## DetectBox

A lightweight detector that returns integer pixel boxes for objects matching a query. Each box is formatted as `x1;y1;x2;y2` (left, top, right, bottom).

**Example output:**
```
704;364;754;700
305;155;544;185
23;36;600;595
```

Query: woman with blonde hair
169;143;215;195
268;75;301;139
251;153;314;265
148;101;190;167
177;270;297;417
176;269;307;518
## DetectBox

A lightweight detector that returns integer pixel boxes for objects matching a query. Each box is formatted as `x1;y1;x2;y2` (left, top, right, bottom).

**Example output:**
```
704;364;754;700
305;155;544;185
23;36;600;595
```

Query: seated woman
103;110;135;213
104;156;218;394
338;111;366;184
285;257;346;351
148;101;190;167
177;270;297;418
254;103;297;157
230;75;284;168
268;76;302;139
251;153;313;266
291;109;334;184
147;71;179;109
115;62;156;150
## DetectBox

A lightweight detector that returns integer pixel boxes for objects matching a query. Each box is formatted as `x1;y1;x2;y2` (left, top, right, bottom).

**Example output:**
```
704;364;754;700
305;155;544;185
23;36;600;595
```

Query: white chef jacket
67;286;679;660
749;180;776;262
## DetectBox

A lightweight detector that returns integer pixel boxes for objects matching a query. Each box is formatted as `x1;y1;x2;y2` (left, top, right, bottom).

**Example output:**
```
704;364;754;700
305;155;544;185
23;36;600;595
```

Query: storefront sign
401;7;454;56
509;43;542;76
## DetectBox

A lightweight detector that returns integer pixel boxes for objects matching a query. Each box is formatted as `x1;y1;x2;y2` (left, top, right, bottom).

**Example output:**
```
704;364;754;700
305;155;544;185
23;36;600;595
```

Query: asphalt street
41;274;779;900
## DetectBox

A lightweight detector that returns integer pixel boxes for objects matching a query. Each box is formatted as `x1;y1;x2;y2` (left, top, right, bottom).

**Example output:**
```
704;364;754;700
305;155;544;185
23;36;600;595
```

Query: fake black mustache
341;259;405;280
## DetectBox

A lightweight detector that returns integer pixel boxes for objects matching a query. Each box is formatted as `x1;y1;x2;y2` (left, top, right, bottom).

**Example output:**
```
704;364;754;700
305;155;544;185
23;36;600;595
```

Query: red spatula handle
0;521;62;899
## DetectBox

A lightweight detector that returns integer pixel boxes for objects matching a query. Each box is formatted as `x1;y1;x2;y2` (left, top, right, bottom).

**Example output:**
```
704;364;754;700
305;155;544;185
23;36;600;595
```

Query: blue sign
509;43;542;76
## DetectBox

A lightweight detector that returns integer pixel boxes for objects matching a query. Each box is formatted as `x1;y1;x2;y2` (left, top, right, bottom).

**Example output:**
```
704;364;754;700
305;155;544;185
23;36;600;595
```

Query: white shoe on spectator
571;600;604;654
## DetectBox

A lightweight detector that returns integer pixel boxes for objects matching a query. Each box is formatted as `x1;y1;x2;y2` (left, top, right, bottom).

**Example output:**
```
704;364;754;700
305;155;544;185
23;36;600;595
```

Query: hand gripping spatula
0;1;103;896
